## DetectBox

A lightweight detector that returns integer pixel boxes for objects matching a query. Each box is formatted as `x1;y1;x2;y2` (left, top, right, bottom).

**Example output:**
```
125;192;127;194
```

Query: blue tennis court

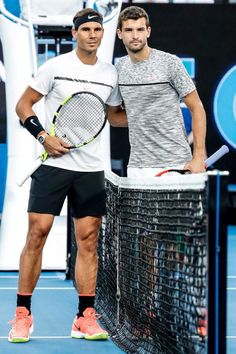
0;272;125;354
0;226;235;353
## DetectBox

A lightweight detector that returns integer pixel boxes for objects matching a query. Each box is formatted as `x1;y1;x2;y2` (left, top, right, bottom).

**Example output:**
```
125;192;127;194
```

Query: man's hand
184;157;206;173
43;135;71;157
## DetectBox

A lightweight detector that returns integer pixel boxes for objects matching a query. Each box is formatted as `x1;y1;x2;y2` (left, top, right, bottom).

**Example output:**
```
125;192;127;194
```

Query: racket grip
204;145;229;168
17;157;43;187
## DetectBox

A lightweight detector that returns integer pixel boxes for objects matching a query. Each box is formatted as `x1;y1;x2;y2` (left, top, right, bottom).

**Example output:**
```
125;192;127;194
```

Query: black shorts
28;165;106;218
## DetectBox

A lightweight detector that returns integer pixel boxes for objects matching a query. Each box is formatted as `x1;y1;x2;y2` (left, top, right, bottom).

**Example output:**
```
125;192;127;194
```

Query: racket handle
204;145;229;168
17;156;43;187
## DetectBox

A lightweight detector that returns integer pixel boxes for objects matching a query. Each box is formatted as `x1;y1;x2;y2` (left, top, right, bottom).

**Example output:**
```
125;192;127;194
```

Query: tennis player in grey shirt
116;6;207;178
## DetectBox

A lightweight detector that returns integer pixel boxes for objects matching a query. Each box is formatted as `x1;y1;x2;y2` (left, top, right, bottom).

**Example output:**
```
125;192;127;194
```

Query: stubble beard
127;41;146;54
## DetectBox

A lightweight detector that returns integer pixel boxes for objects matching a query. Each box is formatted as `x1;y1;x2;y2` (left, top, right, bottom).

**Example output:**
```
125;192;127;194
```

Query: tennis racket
17;91;107;187
155;144;229;177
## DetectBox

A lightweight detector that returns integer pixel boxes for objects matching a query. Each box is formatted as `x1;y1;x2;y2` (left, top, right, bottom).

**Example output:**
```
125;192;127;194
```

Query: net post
207;171;229;354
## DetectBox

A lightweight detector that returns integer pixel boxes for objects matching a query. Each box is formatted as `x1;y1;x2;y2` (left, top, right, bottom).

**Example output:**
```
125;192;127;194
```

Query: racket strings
55;94;106;147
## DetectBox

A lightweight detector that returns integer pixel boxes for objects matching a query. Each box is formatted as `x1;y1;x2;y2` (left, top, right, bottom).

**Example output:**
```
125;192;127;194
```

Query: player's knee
26;227;49;252
78;231;98;254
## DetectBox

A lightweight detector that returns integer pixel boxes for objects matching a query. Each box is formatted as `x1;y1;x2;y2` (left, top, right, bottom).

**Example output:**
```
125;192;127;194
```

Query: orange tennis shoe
197;308;207;338
8;306;34;343
71;307;108;340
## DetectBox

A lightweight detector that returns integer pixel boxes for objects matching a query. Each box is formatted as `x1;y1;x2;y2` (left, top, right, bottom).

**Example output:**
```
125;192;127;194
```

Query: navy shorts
28;165;106;218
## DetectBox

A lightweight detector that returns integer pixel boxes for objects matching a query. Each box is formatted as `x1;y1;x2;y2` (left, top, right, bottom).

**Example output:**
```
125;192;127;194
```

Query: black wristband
23;115;44;139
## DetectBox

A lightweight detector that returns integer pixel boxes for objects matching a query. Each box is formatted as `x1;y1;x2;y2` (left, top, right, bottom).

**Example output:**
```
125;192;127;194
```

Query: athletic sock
77;294;95;318
17;293;32;314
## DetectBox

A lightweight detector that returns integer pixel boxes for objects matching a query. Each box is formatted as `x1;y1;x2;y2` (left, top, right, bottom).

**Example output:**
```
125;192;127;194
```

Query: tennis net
66;170;228;354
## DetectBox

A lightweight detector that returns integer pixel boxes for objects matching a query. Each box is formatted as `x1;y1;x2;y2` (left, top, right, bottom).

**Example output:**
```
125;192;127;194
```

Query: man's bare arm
183;90;207;173
16;86;44;123
107;105;128;127
16;86;70;156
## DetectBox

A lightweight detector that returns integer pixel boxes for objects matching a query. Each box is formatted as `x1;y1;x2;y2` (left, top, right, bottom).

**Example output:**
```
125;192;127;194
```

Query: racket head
52;91;107;148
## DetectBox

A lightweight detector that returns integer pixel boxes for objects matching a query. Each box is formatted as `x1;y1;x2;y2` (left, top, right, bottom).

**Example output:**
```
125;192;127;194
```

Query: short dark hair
117;6;150;30
73;8;103;30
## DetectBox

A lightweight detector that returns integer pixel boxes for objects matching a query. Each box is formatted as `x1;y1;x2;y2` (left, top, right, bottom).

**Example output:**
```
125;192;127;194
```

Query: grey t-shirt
116;49;195;168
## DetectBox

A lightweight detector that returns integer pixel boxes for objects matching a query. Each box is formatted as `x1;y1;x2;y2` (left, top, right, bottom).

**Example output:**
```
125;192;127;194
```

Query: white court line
0;286;235;290
0;275;65;279
2;275;236;278
0;287;74;290
0;335;235;339
0;336;71;339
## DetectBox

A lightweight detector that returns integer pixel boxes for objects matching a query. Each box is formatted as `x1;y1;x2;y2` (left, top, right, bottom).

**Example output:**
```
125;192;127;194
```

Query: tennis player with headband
8;8;126;343
116;6;207;178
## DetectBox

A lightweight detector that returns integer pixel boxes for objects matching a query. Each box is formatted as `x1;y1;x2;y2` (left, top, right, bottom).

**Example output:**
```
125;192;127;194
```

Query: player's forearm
15;86;43;123
16;88;46;138
191;106;207;160
15;97;35;122
107;106;128;127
